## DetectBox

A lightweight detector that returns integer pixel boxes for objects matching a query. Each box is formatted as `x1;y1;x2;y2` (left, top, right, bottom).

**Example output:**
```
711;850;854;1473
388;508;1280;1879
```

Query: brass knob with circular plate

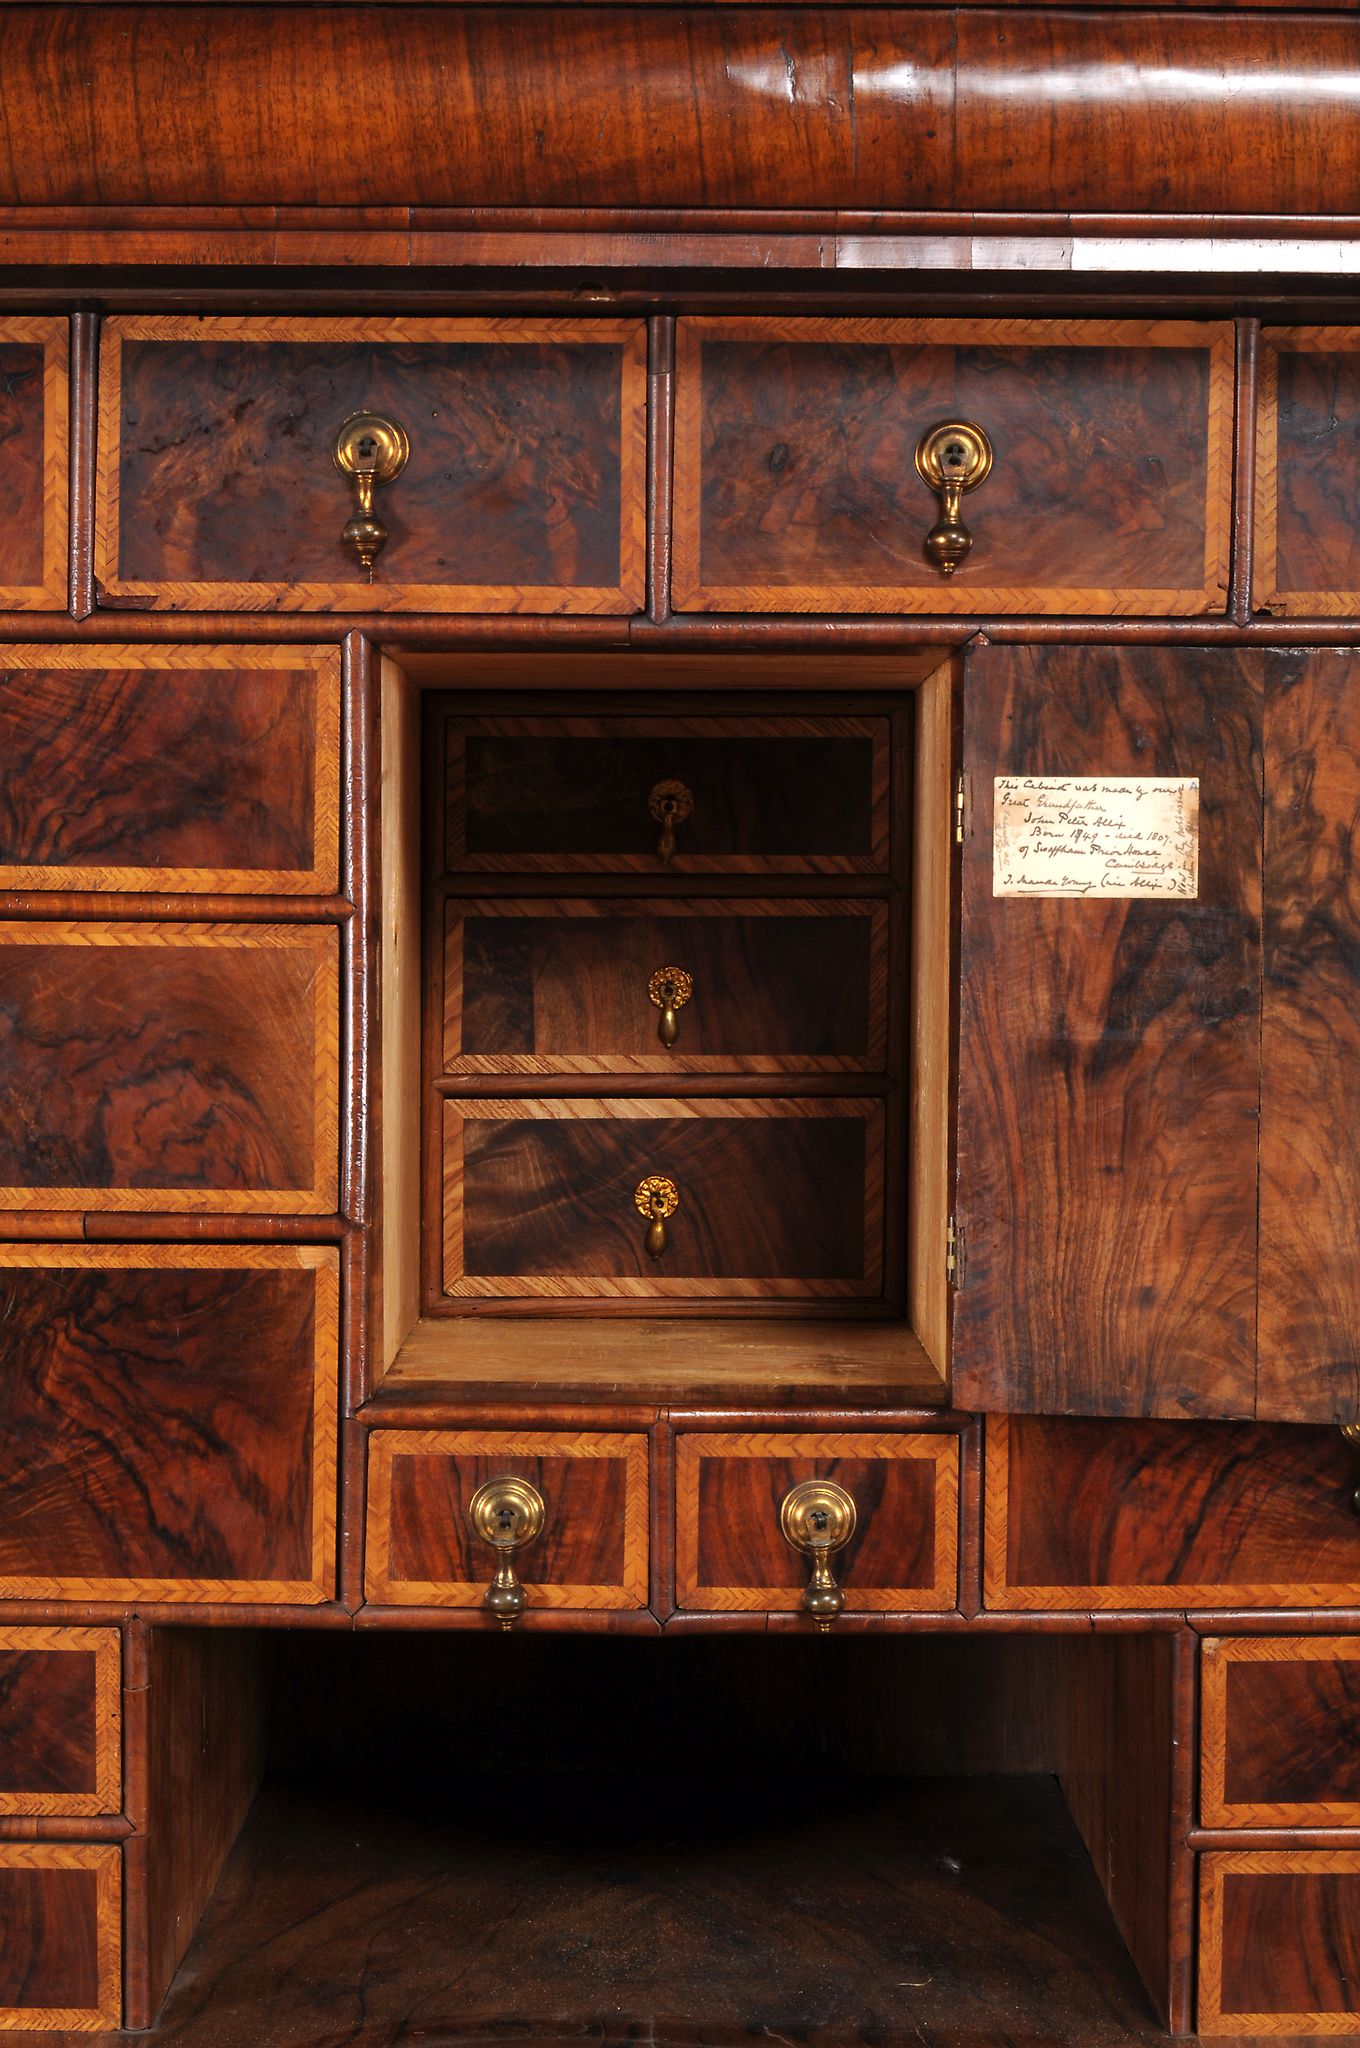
331;411;410;573
648;779;694;864
780;1478;857;1629
467;1475;546;1629
914;419;993;577
648;965;693;1048
634;1174;679;1260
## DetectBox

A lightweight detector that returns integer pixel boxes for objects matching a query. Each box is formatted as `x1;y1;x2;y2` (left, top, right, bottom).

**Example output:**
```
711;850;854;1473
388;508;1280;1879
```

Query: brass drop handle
1342;1423;1360;1516
468;1476;545;1629
914;420;993;577
648;779;694;865
648;965;693;1048
332;411;410;574
780;1479;857;1631
634;1174;679;1259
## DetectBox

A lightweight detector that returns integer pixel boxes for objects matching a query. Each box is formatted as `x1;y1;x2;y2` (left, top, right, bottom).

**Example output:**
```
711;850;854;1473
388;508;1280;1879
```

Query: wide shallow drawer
674;1431;958;1614
364;1429;650;1611
985;1416;1360;1611
0;1246;338;1605
0;1845;121;2031
1256;328;1360;616
441;712;890;874
440;1097;887;1300
0;646;340;894
674;317;1233;614
0;1627;120;1817
1202;1637;1360;1829
442;897;889;1074
1199;1851;1360;2035
0;921;338;1213
96;316;646;613
0;317;67;610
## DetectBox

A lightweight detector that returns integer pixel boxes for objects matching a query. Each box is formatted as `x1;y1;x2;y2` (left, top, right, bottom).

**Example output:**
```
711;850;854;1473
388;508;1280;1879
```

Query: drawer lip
0;1627;121;1819
1198;1849;1360;2037
0;1842;122;2032
1201;1635;1360;1830
1255;327;1360;618
0;315;68;613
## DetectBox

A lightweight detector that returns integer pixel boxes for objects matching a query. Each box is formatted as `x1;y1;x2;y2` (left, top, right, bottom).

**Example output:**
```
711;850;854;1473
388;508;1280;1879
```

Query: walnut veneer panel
0;1629;120;1817
0;646;341;895
1202;1637;1360;1829
0;1845;120;2032
0;922;338;1213
364;1429;649;1610
441;1097;885;1300
674;318;1233;614
674;1431;958;1612
1256;330;1360;616
96;317;646;613
0;317;67;610
443;898;888;1074
0;1246;338;1605
986;1415;1360;1612
1199;1853;1360;2034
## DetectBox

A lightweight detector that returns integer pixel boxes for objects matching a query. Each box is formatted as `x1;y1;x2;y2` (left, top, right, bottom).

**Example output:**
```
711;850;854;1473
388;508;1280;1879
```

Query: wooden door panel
0;1628;120;1817
1202;1638;1360;1829
1256;329;1360;615
1199;1853;1360;2034
0;1846;121;2031
0;317;67;610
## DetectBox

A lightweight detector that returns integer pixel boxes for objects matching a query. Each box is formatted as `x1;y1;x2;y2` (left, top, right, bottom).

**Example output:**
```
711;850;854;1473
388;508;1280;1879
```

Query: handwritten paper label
993;776;1199;899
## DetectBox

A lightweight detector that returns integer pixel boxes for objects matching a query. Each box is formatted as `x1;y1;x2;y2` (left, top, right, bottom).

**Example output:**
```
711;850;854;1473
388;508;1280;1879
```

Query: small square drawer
1256;328;1360;616
674;1431;959;1613
1202;1637;1360;1829
0;1627;120;1817
1199;1851;1360;2035
0;316;67;611
365;1429;650;1612
0;1844;121;2031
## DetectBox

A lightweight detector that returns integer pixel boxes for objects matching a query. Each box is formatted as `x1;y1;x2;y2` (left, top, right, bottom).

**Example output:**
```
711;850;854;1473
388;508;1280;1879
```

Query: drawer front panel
0;1246;338;1605
1202;1637;1360;1828
442;1097;886;1299
675;1432;958;1612
0;318;67;610
1256;330;1360;616
444;898;888;1073
0;922;338;1213
0;1846;120;2031
0;646;340;895
97;316;646;613
1199;1852;1360;2035
364;1429;649;1611
986;1415;1360;1611
443;713;890;874
674;318;1233;615
0;1628;120;1817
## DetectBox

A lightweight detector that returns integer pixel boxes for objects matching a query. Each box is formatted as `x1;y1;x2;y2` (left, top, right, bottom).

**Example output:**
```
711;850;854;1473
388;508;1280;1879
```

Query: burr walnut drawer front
1256;328;1360;615
674;317;1234;615
364;1430;650;1612
441;712;890;874
1201;1637;1360;1829
0;1628;120;1818
440;1097;887;1301
1199;1852;1360;2035
673;1432;959;1614
985;1415;1360;1612
0;316;67;611
442;898;889;1074
0;646;340;895
0;1845;121;2031
96;316;646;614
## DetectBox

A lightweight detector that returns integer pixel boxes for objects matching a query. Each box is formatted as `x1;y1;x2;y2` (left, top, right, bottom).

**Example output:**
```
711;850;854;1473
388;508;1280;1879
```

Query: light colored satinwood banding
0;1628;120;1818
0;1842;121;2031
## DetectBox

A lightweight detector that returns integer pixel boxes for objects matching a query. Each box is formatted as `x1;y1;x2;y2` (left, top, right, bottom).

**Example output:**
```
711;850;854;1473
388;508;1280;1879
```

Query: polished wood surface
0;646;341;895
674;318;1233;614
1199;1851;1360;2034
0;1628;120;1818
97;317;646;614
0;317;66;611
0;922;338;1214
0;1246;338;1605
1201;1636;1360;1829
1256;330;1360;616
0;1843;120;2031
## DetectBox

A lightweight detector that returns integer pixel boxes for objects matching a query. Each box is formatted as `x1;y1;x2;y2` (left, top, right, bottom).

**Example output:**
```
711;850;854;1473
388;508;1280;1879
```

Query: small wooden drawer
1199;1851;1360;2034
674;1431;958;1613
0;921;338;1213
442;711;890;874
0;646;340;895
0;1845;121;2031
985;1416;1360;1611
1202;1637;1360;1829
364;1429;650;1611
0;1628;120;1817
0;1246;338;1606
96;316;646;613
442;898;890;1074
674;317;1233;615
1256;328;1360;615
0;317;67;610
440;1097;887;1300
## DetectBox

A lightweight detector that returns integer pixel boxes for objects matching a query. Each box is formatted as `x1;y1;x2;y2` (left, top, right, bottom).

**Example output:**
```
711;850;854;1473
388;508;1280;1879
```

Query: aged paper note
993;776;1199;898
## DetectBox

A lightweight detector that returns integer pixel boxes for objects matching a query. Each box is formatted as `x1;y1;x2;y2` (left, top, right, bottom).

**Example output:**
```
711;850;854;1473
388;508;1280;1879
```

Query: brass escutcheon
647;965;694;1049
780;1478;857;1630
634;1173;680;1260
648;779;694;865
332;411;410;575
468;1475;546;1629
914;420;993;577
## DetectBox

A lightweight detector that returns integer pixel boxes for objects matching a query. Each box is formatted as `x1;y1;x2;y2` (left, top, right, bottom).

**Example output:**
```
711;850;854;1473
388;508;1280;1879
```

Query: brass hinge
954;773;966;845
946;1215;963;1287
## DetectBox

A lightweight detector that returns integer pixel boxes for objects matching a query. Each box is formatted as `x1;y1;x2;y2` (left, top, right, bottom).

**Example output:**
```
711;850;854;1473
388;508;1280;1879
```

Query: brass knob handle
634;1174;679;1259
648;779;694;864
468;1476;545;1629
780;1479;857;1630
914;420;993;577
332;411;410;574
648;965;693;1048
